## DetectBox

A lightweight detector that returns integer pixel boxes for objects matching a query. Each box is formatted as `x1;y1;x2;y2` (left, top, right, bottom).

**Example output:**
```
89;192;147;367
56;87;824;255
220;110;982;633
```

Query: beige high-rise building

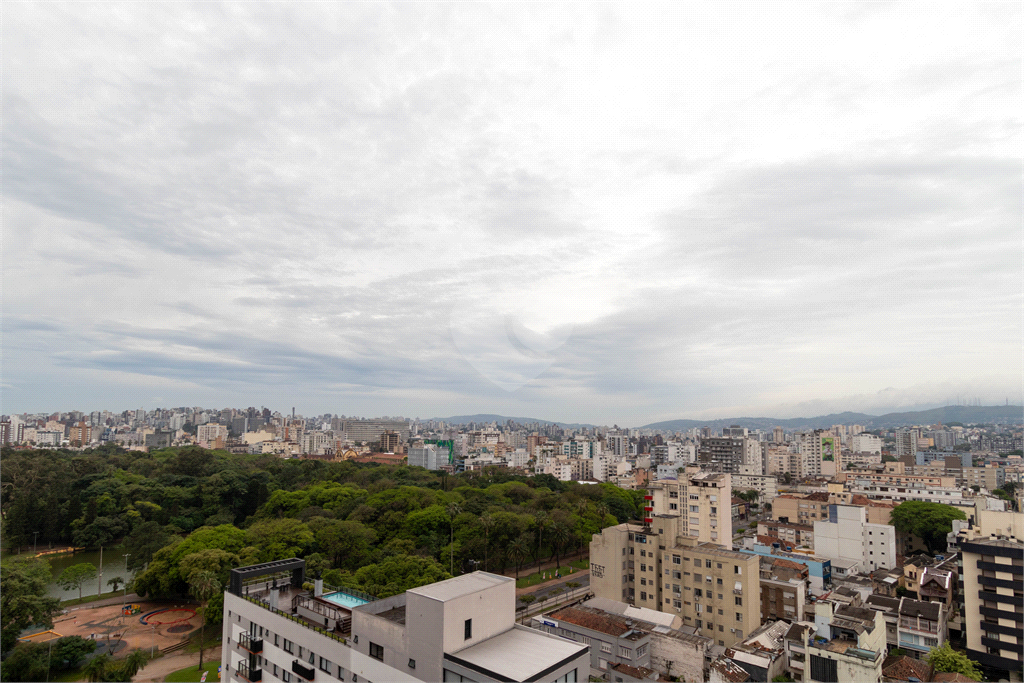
955;502;1023;675
645;468;733;543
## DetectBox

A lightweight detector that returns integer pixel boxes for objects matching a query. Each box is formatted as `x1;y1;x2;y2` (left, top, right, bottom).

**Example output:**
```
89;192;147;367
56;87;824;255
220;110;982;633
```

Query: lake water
13;546;140;601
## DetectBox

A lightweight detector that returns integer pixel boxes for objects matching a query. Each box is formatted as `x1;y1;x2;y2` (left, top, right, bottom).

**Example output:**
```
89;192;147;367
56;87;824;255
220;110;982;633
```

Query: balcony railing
979;590;1024;606
238;593;348;644
977;560;1024;575
981;636;1024;655
238;633;263;654
237;662;262;682
293;660;316;681
979;605;1023;623
978;576;1021;590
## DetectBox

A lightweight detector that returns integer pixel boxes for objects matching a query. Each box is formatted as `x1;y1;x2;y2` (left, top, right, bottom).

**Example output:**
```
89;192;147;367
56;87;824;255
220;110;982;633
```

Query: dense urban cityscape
2;405;1022;682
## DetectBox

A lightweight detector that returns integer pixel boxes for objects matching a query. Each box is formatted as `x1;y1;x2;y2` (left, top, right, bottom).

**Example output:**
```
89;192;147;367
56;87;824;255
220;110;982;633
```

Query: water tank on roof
935;555;944;561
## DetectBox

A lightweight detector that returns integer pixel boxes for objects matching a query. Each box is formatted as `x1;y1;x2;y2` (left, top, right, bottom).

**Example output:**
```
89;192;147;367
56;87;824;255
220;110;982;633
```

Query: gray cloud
2;2;1020;423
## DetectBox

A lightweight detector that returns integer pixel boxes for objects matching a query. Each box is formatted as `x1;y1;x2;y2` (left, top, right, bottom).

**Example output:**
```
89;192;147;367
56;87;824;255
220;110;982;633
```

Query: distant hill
642;405;1023;431
430;414;597;429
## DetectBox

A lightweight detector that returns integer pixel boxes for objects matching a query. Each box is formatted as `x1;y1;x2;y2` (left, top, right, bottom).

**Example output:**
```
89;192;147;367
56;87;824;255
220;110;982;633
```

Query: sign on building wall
821;437;835;462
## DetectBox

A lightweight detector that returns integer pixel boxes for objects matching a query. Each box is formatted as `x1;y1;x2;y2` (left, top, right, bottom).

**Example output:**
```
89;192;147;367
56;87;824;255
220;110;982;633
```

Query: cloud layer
2;2;1021;424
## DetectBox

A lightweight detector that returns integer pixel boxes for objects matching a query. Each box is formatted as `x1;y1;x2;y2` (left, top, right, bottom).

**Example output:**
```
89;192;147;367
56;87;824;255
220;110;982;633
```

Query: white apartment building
222;560;588;683
813;504;897;572
798;432;840;478
198;423;228;447
409;444;444;470
733;471;779;503
849;434;882;455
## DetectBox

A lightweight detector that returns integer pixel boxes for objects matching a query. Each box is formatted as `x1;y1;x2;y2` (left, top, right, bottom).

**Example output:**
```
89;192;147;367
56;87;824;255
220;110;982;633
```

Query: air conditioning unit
730;628;736;633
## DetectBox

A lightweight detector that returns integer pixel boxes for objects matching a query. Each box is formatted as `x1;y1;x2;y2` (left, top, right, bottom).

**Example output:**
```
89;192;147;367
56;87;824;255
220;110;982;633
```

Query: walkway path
134;646;222;682
515;570;590;597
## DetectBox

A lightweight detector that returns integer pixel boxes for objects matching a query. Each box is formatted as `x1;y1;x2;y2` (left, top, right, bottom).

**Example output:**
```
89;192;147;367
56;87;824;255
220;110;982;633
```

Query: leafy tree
245;518;314;562
548;522;571;570
107;576;125;593
117;648;150;679
71;515;128;549
49;636;96;672
783;472;793;484
0;557;60;654
308;519;377;570
926;643;982;680
519;594;536;607
187;570;221;671
179;548;240;587
83;653;110;682
0;642;47;681
337;555;450;598
890;501;967;554
304;552;330;579
123;520;170;571
56;562;98;601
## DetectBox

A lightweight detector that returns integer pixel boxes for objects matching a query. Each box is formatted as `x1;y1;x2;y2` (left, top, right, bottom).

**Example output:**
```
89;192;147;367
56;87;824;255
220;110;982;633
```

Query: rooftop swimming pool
322;591;371;609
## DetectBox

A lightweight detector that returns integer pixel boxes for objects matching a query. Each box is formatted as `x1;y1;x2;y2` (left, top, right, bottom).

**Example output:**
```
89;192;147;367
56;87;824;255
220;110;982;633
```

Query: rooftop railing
239;592;349;645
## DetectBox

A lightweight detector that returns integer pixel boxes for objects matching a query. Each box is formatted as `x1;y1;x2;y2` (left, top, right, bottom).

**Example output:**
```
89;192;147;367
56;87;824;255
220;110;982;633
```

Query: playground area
51;600;203;657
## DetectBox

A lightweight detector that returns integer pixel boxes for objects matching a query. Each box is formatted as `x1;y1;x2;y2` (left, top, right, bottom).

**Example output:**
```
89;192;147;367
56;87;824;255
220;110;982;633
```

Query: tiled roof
805;492;831;502
898;598;941;621
709;657;751;682
881;654;933;682
932;672;978;682
772;558;810;572
549;606;636;637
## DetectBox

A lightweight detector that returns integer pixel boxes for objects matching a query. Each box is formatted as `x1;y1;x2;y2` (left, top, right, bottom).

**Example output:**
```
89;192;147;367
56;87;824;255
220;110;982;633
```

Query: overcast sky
3;2;1021;425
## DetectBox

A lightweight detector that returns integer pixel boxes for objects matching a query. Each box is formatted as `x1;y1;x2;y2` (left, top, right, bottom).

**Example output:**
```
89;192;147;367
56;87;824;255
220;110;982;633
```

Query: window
690;505;700;512
717;578;723;585
640;591;647;600
810;655;838;683
275;634;280;647
619;646;632;659
636;644;648;657
711;507;717;514
338;665;345;680
283;638;294;654
717;563;722;569
601;641;613;654
640;549;646;557
695;619;702;629
673;600;681;608
735;629;743;638
694;558;701;567
464;618;472;640
672;555;681;565
695;588;703;597
719;624;724;632
734;565;742;575
283;672;292;683
673;570;681;580
735;597;742;605
718;608;723;615
320;657;333;672
736;613;743;622
369;642;384;662
695;573;702;582
706;559;712;568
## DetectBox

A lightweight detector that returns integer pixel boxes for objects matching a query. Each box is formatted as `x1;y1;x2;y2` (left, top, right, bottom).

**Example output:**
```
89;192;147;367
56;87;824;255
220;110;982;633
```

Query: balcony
978;576;1021;590
979;605;1023;623
977;560;1024;575
979;590;1024;606
238;633;263;654
292;660;316;681
237;662;262;683
983;622;1024;638
981;636;1024;655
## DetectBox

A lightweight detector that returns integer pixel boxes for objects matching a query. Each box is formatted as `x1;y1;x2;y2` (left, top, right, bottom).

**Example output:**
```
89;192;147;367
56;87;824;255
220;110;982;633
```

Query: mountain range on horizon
432;404;1023;431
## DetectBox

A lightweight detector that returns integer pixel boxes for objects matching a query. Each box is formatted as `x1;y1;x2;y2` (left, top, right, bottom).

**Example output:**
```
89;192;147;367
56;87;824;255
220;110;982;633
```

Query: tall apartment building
849;434;882;455
895;429;918;459
954;502;1024;675
408;444;444;470
797;431;840;477
646;469;734;543
198;423;228;448
68;421;92;446
698;437;744;474
813;504;897;572
222;560;588;683
339;419;410;444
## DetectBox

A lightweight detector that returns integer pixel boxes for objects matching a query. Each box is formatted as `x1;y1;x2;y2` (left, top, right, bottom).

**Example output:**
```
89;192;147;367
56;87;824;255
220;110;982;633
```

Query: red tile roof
549;607;633;637
882;654;933;682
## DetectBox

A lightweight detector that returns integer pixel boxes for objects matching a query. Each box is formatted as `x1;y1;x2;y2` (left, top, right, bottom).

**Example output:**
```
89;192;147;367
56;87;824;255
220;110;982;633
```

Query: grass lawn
60;588;126;608
51;668;86;682
165;661;222;682
515;558;589;589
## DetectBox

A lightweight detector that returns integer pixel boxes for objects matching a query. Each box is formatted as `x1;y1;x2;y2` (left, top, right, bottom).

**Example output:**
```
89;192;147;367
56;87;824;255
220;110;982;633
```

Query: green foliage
890;501;967;554
331;555;451;598
55;563;97;601
0;642;48;682
926;643;982;680
0;556;61;654
123;520;171;571
771;676;793;682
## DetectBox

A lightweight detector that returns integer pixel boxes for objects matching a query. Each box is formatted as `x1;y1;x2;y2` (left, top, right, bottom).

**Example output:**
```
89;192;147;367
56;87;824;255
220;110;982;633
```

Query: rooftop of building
608;662;658;680
898;599;941;621
690;542;756;561
708;657;751;682
865;594;901;612
830;605;879;634
548;606;647;640
408;570;511;602
931;672;980;682
444;624;587;681
881;654;934;682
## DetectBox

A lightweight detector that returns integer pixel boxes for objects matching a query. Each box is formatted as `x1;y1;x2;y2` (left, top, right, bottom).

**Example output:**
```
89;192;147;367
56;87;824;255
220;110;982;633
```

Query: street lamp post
121;553;130;624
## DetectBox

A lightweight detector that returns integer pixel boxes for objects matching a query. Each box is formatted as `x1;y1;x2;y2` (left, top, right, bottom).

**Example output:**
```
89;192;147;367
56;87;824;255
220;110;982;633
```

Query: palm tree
119;649;150;679
446;503;462;575
84;653;110;682
188;570;222;671
548;522;571;571
508;537;529;580
533;511;549;571
479;514;493;572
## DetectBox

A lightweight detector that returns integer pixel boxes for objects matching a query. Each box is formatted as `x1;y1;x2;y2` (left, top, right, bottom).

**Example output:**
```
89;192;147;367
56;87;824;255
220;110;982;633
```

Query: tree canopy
0;557;61;655
890;501;967;554
926;643;981;680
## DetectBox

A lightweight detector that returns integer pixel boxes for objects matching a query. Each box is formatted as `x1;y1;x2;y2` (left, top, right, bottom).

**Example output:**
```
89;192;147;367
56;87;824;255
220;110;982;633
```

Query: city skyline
3;3;1021;425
